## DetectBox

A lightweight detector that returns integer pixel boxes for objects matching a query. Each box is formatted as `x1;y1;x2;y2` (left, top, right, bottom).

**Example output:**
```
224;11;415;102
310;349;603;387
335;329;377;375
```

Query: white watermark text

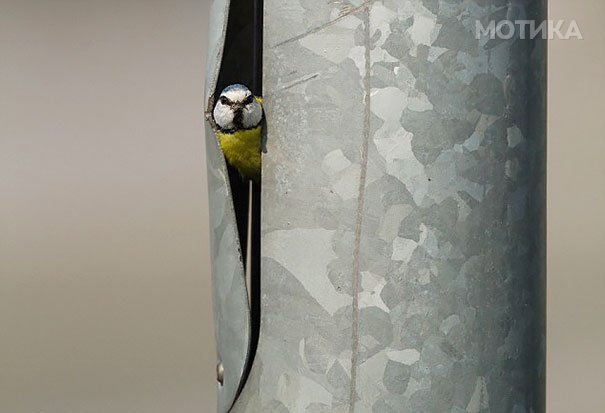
476;20;583;40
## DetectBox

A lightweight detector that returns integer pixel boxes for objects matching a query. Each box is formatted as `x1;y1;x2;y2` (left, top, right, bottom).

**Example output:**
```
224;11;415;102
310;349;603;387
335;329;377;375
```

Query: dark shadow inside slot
213;0;262;400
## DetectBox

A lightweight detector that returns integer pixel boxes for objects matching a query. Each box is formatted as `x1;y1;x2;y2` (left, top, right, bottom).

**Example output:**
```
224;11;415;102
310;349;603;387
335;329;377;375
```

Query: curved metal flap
204;0;251;411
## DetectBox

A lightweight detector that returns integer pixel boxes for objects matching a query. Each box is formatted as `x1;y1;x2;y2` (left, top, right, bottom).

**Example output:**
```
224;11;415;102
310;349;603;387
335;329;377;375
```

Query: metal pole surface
229;0;546;412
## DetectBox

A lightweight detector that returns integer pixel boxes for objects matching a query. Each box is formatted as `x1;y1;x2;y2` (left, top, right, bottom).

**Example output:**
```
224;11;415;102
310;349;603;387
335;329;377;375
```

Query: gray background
0;0;603;412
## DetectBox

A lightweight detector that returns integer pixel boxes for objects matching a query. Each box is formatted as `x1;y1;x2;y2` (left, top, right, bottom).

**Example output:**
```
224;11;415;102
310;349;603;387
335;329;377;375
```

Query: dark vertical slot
248;0;263;387
214;0;262;398
215;0;257;264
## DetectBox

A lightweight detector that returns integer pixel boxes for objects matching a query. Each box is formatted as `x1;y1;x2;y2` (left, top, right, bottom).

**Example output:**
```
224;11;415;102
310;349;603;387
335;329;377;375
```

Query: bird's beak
233;104;244;128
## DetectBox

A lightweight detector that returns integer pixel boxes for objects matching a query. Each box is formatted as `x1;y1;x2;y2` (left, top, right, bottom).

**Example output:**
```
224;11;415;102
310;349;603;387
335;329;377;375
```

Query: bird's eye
219;96;230;105
244;95;254;105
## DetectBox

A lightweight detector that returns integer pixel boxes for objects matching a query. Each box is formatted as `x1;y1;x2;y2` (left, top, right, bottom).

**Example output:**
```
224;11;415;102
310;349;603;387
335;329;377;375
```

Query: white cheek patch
242;101;263;128
213;102;234;130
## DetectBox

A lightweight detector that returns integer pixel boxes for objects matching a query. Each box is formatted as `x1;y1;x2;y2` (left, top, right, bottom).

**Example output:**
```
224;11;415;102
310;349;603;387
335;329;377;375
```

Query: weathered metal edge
204;0;252;411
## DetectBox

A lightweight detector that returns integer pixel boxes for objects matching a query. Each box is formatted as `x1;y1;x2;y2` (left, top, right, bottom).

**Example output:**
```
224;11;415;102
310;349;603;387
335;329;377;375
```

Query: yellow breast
217;125;262;183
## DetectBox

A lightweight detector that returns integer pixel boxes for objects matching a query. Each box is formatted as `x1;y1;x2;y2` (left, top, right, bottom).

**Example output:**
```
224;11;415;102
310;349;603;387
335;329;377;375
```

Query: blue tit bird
213;84;263;183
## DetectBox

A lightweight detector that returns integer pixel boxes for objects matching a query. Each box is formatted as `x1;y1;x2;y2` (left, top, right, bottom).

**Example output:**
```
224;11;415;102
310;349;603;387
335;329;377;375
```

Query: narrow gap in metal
349;5;371;412
214;0;263;405
214;0;263;402
245;180;253;300
248;0;263;388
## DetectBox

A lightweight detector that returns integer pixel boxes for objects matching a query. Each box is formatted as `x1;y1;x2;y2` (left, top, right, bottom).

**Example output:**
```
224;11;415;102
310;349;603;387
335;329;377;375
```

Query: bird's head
213;84;262;131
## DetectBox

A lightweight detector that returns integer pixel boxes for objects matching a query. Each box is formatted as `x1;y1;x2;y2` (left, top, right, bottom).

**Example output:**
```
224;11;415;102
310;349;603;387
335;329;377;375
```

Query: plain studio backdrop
0;1;603;412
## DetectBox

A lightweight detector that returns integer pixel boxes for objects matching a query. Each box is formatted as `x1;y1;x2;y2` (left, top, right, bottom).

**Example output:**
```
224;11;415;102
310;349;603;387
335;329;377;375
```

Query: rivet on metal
216;361;224;386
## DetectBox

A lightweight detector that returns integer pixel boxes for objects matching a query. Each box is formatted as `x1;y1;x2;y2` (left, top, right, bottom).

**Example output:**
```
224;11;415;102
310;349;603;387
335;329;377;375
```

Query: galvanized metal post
206;0;546;411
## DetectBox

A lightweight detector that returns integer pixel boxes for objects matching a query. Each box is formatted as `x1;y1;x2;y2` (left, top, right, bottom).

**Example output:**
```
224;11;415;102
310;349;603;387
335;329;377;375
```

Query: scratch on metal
265;73;320;97
348;4;371;412
272;1;371;48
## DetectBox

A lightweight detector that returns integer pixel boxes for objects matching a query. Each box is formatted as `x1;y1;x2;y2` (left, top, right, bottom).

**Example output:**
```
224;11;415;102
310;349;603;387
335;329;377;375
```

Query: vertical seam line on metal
348;3;372;411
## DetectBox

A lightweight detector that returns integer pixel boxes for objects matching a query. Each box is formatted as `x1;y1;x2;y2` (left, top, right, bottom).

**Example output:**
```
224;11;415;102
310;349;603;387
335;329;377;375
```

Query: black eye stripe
218;94;254;107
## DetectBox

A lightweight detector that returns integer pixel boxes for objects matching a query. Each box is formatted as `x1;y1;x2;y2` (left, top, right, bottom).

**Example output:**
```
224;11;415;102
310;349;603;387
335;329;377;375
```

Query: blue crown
222;83;250;94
